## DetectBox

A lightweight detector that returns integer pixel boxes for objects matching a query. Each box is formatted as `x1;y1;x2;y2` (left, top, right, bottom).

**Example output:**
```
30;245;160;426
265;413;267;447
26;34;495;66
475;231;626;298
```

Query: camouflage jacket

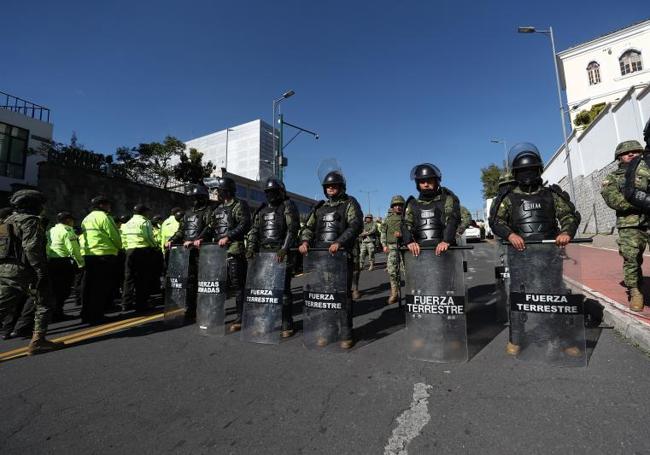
380;212;403;246
491;185;579;239
601;164;646;228
1;212;48;280
624;154;650;213
458;206;472;234
359;220;378;243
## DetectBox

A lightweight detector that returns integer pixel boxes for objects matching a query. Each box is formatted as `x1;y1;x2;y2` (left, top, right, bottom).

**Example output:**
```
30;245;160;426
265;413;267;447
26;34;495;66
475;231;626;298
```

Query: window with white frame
619;50;643;76
587;61;601;85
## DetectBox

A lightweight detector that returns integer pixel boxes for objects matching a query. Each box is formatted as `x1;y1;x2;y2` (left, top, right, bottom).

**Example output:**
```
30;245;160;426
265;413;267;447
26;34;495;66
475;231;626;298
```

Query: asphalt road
1;242;649;454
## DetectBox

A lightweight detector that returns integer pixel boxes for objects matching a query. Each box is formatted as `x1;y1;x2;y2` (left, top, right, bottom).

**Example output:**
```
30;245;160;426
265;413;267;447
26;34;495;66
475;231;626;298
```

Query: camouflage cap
498;171;515;186
390;195;405;206
615;140;644;158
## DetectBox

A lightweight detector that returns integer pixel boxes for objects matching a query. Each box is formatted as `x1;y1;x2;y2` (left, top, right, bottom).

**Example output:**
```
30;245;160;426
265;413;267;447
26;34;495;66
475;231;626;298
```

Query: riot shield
241;252;286;344
494;242;510;323
507;242;587;366
164;246;190;326
302;250;348;349
196;244;228;336
404;249;468;363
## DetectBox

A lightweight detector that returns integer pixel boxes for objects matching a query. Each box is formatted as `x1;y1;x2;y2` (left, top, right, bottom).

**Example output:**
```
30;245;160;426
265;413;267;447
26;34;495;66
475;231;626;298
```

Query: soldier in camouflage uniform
601;140;646;311
246;178;300;337
489;143;580;356
458;206;472;236
200;177;251;332
403;164;461;257
359;214;378;271
299;170;363;349
0;190;60;354
621;120;650;310
380;195;405;304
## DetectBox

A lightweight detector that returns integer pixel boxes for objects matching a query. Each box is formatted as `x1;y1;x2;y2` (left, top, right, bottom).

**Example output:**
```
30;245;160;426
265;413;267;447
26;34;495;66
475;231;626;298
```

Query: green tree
573;102;607;127
481;163;505;199
173;148;215;184
115;136;185;188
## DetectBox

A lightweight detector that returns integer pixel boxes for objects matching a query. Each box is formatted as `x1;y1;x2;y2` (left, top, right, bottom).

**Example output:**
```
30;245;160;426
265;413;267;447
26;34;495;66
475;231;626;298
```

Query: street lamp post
359;189;377;216
277;115;319;182
518;25;576;202
272;90;295;179
490;139;509;170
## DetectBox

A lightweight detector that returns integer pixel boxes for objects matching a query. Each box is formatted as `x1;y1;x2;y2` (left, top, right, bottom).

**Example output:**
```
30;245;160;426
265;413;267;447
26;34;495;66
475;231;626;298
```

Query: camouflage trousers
359;240;375;268
386;244;404;288
617;227;649;289
0;267;52;334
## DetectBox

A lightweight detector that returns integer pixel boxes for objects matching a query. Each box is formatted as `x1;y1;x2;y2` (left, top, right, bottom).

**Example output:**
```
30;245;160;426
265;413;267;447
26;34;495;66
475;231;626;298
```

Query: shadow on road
466;283;506;360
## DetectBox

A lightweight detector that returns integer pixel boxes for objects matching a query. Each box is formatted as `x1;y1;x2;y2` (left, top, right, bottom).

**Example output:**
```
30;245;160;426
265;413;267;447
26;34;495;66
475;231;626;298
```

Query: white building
558;19;650;123
184;119;274;182
0;91;53;193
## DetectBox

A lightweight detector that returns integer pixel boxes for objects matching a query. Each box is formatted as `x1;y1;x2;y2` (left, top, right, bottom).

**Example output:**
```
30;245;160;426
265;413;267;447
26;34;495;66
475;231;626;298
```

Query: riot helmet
213;177;236;199
410;163;441;197
263;178;286;205
508;143;544;187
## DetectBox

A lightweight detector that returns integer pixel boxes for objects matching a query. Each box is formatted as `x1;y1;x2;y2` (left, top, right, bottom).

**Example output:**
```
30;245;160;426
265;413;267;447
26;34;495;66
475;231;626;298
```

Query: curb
564;276;650;354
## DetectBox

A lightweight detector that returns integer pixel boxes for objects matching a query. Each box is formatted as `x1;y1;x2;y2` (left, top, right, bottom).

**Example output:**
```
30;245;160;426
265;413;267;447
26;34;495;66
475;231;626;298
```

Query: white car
464;226;482;242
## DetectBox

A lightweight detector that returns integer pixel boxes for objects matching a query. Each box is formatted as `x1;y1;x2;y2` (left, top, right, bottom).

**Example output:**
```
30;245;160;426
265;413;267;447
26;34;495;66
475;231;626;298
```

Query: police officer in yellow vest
81;195;122;324
121;204;158;312
47;211;84;321
160;207;182;252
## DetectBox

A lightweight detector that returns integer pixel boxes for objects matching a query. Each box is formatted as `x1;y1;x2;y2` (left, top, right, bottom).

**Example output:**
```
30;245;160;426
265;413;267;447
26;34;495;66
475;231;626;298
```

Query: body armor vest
411;199;445;245
315;203;348;245
211;203;235;239
509;190;558;240
259;203;286;247
183;207;208;241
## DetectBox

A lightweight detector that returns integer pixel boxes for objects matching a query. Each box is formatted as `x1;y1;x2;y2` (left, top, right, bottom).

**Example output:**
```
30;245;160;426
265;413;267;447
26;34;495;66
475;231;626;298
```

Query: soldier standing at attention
359;214;378;271
603;140;647;311
380;195;405;304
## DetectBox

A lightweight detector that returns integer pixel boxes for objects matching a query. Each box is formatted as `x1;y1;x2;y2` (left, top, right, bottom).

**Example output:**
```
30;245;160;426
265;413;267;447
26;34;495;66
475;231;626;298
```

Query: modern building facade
0;91;53;194
558;19;650;123
184;119;274;182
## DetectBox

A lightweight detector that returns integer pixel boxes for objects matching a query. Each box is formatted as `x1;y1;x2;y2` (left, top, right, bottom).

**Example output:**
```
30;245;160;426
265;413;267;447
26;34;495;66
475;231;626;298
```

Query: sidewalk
563;237;650;353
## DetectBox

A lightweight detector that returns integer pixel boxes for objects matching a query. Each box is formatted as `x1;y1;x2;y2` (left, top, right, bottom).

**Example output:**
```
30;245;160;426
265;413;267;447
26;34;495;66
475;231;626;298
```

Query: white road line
384;383;432;455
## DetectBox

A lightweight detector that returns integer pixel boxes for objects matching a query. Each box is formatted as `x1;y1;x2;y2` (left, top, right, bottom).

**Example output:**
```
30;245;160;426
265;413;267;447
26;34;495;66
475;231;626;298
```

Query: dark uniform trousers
122;247;158;311
47;257;77;317
81;255;118;324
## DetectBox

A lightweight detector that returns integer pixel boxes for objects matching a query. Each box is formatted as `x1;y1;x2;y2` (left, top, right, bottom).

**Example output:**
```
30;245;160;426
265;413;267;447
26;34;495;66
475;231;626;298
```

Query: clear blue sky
2;1;646;216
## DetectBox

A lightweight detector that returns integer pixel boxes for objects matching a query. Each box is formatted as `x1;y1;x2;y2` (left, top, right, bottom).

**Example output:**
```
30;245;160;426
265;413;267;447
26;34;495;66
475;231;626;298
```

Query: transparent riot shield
302;250;348;350
196;244;228;336
404;249;468;363
507;242;587;367
164;246;191;326
241;252;286;344
494;242;510;323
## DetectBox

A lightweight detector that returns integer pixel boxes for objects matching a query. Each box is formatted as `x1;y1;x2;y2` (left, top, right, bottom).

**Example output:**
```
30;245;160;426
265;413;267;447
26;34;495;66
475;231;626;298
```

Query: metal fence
0;91;50;122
